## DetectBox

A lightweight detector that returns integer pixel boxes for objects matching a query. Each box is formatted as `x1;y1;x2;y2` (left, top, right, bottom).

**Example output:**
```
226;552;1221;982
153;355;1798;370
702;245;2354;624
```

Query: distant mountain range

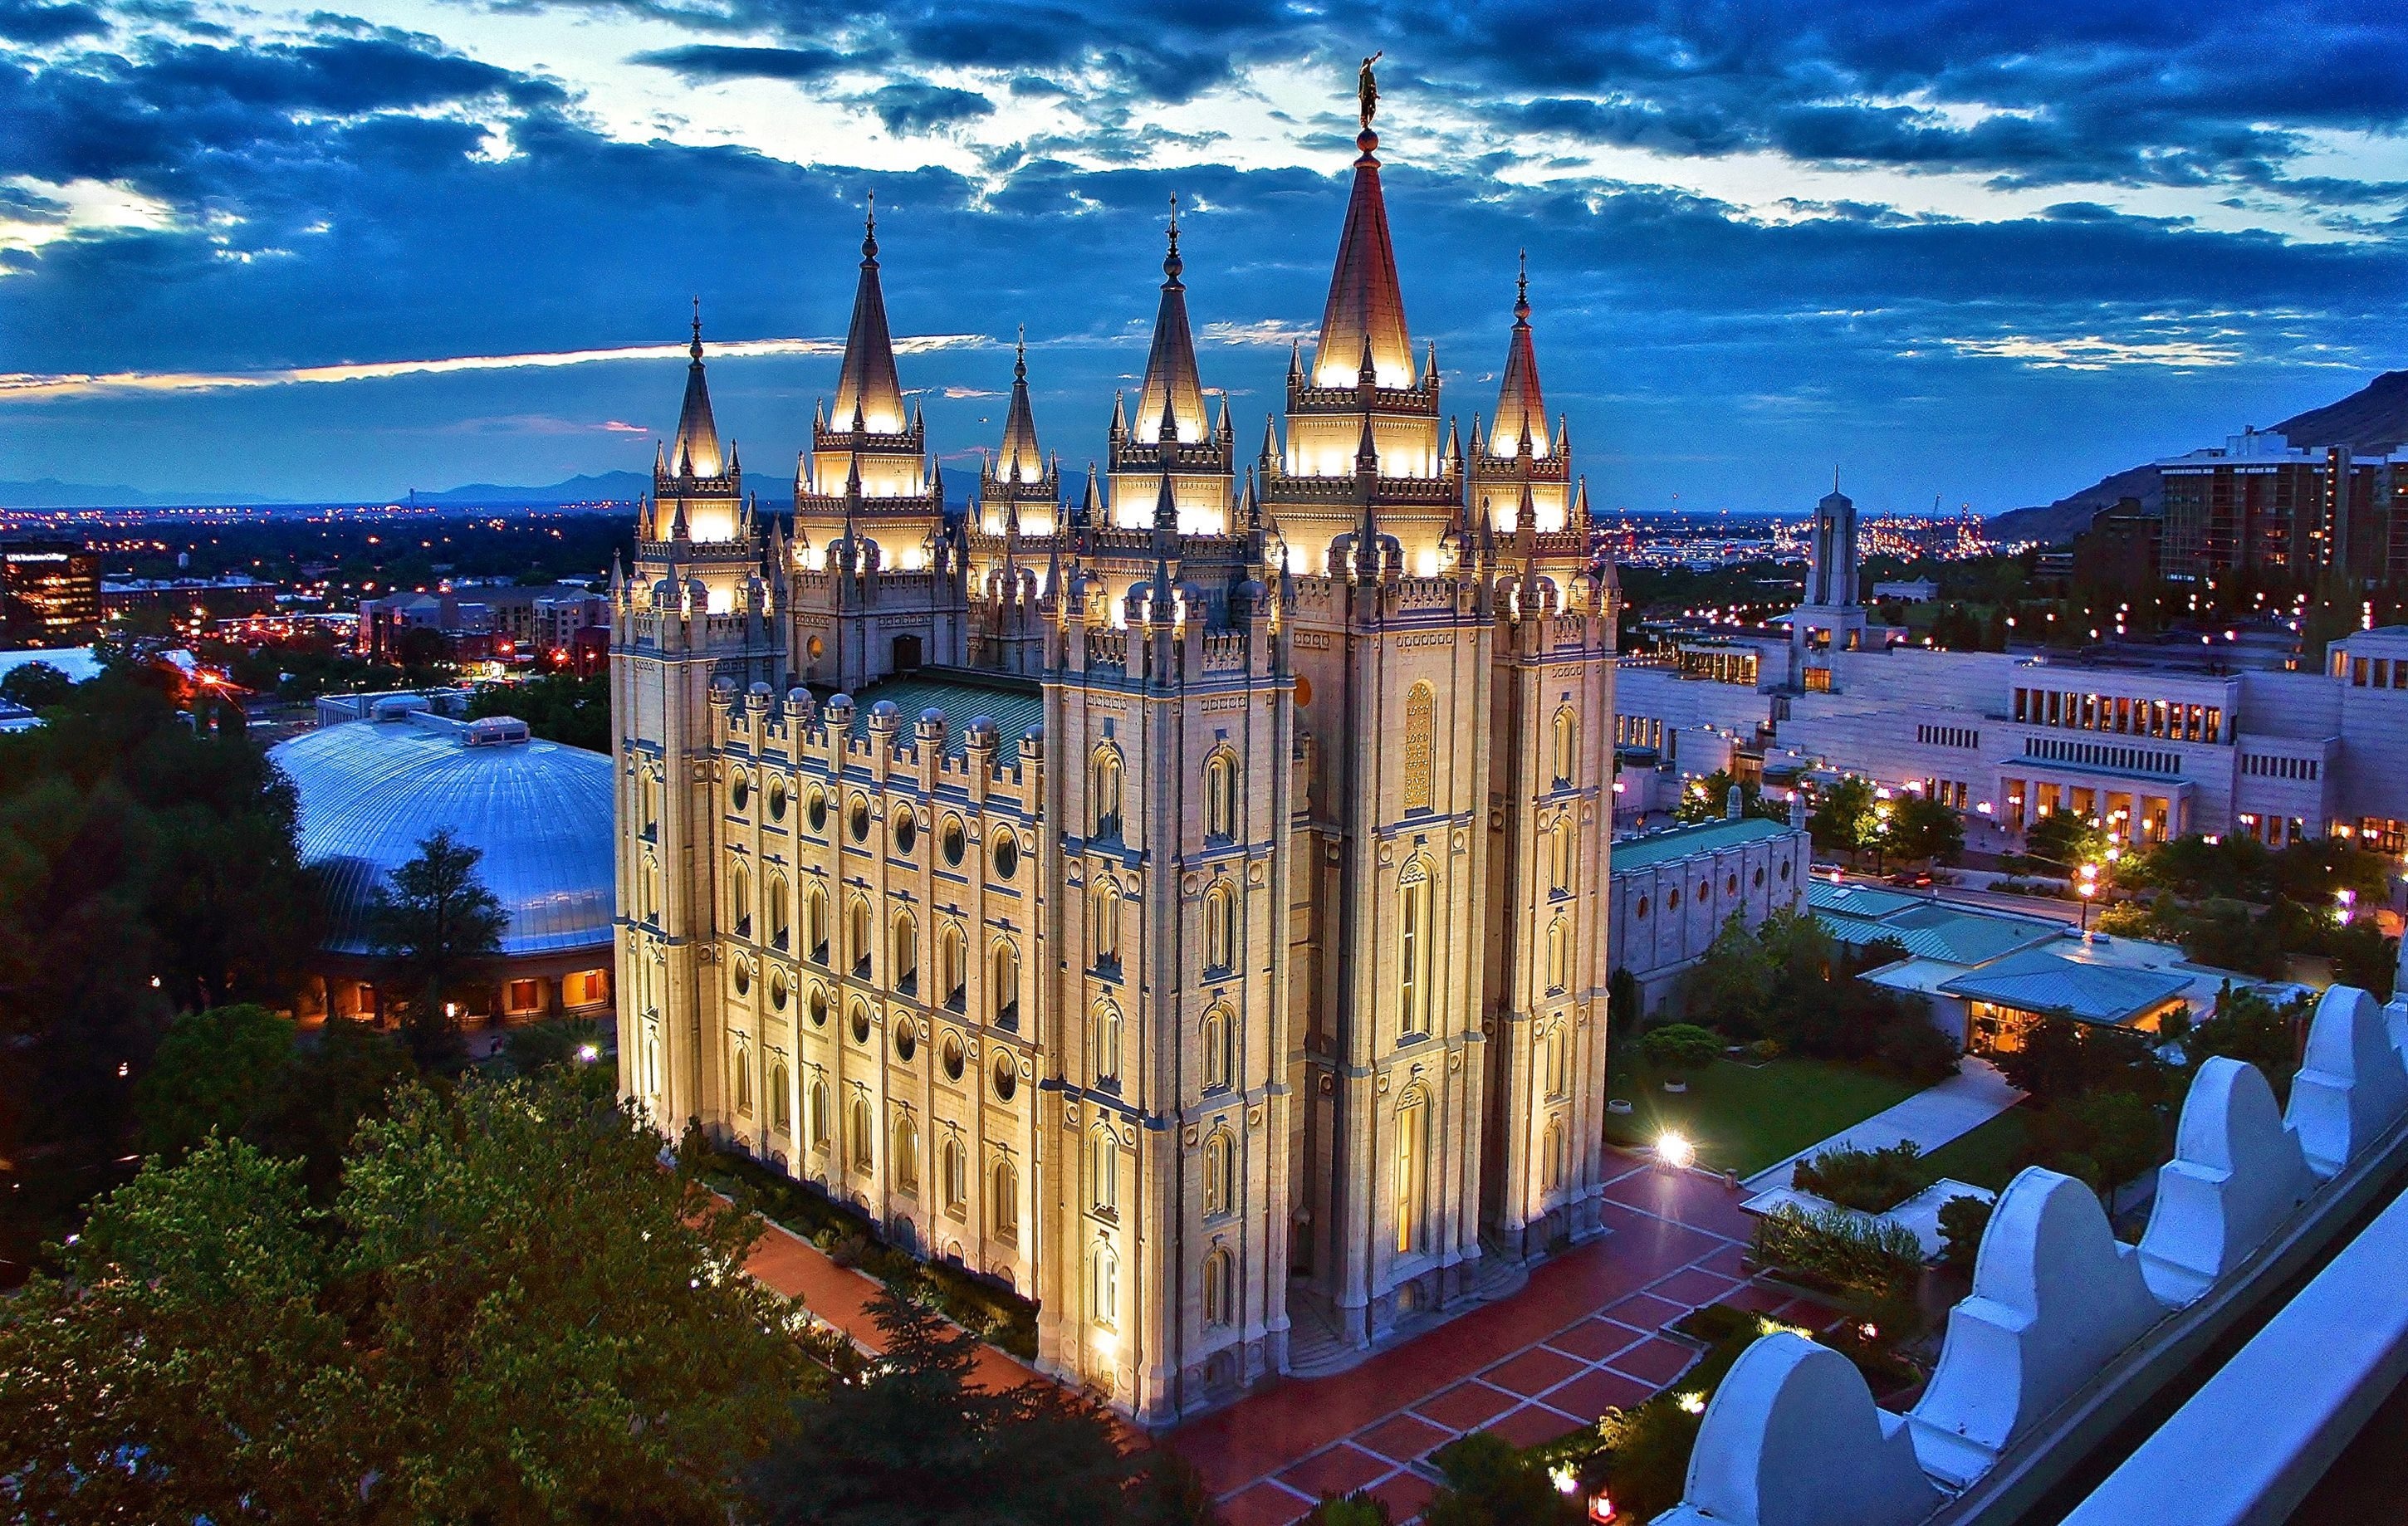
1988;371;2408;546
0;477;288;509
402;471;648;506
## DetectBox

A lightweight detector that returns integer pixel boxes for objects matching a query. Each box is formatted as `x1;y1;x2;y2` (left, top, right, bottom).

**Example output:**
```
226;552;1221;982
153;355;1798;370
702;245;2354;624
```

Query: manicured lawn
1910;1107;2030;1191
1603;1052;1918;1177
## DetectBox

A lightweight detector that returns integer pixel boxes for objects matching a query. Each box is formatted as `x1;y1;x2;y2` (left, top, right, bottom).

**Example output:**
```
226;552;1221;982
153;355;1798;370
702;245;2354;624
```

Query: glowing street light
2077;862;2099;932
1657;1131;1696;1171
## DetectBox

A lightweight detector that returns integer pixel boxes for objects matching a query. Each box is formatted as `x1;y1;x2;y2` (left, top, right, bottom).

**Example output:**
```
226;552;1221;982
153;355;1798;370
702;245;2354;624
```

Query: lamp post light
2078;862;2099;932
2336;888;2356;926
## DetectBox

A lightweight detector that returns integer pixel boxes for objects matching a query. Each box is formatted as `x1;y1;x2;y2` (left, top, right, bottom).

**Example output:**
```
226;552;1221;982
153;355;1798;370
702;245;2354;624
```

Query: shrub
1751;1203;1925;1300
1303;1491;1392;1526
1937;1194;1993;1273
1792;1142;1924;1214
1872;1012;1961;1085
1640;1023;1723;1077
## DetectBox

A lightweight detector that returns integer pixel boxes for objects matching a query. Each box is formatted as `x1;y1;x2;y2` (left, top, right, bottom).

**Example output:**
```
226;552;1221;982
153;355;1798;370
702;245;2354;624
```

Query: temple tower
1106;198;1236;533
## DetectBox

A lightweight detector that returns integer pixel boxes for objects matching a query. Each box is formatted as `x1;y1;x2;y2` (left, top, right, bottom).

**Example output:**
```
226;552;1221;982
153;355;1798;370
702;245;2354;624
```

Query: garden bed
1604;1053;1917;1176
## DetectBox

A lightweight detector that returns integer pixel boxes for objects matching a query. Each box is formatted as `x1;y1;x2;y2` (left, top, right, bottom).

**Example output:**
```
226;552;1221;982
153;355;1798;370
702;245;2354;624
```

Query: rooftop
1939;945;2195;1026
1810;879;2066;966
845;667;1045;766
1610;814;1798;872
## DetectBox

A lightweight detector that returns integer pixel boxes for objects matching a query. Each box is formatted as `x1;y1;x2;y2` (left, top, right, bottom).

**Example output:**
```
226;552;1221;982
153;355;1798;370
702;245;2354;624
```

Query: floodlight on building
1657;1132;1696;1170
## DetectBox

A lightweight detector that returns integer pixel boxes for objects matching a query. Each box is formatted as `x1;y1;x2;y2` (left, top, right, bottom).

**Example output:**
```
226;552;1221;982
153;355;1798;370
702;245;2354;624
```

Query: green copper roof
1810;879;2066;966
1940;946;2192;1026
1610;815;1797;872
847;668;1045;766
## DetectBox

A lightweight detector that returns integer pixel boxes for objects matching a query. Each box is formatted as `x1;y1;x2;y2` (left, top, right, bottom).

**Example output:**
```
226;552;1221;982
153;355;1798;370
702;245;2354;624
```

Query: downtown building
609;118;1618;1423
1618;490;2408;854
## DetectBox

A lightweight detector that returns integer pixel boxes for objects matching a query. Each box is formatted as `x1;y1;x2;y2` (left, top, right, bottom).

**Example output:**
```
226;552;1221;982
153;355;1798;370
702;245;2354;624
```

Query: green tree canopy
1888;794;1965;865
1807;775;1875;853
371;825;507;1064
1641;1022;1725;1076
1685;912;1774;1037
469;670;609;753
2021;810;2110;874
0;659;76;712
1;1071;812;1524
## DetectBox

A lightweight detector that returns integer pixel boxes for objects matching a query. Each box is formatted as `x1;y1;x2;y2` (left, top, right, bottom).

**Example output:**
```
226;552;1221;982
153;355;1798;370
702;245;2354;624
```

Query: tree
2186;986;2304;1102
0;659;75;712
0;1071;815;1524
751;1283;1195;1526
2021;809;2109;875
1421;1431;1580;1526
133;1003;297;1158
1991;1017;2165;1106
1640;1022;1724;1079
1686;912;1774;1038
470;670;609;753
1888;794;1965;865
1672;769;1788;826
2031;1089;2161;1206
1807;775;1875;854
370;825;507;1064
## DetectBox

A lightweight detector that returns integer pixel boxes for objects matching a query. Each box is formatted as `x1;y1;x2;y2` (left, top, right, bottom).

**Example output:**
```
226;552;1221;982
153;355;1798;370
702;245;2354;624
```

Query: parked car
1888;869;1935;888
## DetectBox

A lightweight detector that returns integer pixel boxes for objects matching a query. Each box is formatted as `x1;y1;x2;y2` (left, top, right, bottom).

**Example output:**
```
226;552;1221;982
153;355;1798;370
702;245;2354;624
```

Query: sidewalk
1740;1058;2025;1194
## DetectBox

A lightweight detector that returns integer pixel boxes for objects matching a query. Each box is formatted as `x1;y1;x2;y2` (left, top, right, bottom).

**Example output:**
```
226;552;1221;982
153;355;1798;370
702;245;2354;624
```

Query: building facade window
991;1156;1019;1241
849;895;874;979
1090;746;1124;839
1205;749;1239;839
991;940;1020;1029
1552;706;1578;787
1397;858;1433;1036
1393;1089;1428;1255
941;1136;967;1216
892;1112;918;1193
1203;1128;1236;1217
1202;1003;1235;1092
1402;682;1436;811
731;860;751;939
1090;999;1123;1088
771;1062;791;1134
1203;1246;1236;1329
1204;883;1236;972
1089;1240;1119;1328
849;1095;874;1172
940;924;967;1010
1091;878;1121;969
1089;1127;1118;1215
892;909;918;995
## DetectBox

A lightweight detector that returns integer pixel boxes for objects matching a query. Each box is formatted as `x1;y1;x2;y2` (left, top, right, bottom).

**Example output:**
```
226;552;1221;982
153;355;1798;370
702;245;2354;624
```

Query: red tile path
1163;1152;1828;1526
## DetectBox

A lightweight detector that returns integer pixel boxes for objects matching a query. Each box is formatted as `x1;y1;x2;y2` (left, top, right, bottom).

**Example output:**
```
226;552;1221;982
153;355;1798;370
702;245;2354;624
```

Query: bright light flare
1657;1132;1696;1170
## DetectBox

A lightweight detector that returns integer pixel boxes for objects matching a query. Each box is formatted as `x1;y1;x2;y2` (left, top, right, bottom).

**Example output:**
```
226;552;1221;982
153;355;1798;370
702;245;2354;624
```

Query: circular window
942;1034;965;1081
992;1053;1019;1101
1754;864;1766;888
991;832;1020;881
730;770;751;813
942;817;967;867
851;1002;871;1044
849;795;871;844
808;986;829;1027
894;1022;917;1064
1667;888;1681;911
807;634;825;659
805;785;828;833
893;809;918;857
732;959;751;997
1727;874;1740;895
1295;674;1313;707
1635;895;1650;919
768;966;789;1010
1779;859;1793;882
767;776;789;822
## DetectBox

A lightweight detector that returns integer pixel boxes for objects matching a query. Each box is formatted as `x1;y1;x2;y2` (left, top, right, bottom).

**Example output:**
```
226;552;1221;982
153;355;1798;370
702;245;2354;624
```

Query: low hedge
1792;1141;1924;1213
1751;1202;1925;1301
701;1146;1040;1360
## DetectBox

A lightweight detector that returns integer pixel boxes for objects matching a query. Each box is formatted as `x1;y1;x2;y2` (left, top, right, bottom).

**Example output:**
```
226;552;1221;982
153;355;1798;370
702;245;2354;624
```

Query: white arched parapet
1657;1333;1939;1526
2386;996;2408;1068
2285;985;2408;1180
2138;1057;2313;1306
1906;1168;2164;1488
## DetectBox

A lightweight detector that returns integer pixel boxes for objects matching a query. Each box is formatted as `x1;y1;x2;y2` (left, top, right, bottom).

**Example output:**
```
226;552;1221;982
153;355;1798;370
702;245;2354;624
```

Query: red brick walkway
1167;1154;1822;1526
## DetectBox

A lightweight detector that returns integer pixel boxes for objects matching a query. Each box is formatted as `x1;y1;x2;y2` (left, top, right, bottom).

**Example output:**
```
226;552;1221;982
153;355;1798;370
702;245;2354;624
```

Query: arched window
1397;858;1433;1036
732;1041;752;1116
731;859;751;939
1089;999;1124;1088
1545;915;1569;995
1091;878;1121;969
990;940;1020;1030
1090;746;1124;839
771;1062;791;1133
1393;1089;1428;1255
1203;883;1236;972
939;924;967;1010
769;874;791;951
1203;1128;1236;1217
892;1112;918;1193
810;1078;830;1149
1402;682;1436;811
1202;1003;1235;1092
806;883;828;962
941;1136;967;1216
849;1095;873;1172
891;908;918;995
991;1156;1020;1241
1541;1118;1566;1192
1552;706;1578;788
1089;1127;1118;1215
1550;821;1574;895
1089;1240;1119;1328
849;895;873;979
1205;750;1239;839
639;853;660;925
639;770;660;839
1543;1022;1568;1098
1203;1245;1236;1329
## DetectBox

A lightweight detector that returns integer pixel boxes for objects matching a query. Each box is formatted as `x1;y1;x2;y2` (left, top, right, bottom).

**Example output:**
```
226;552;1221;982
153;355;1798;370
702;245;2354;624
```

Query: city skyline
5;4;2407;510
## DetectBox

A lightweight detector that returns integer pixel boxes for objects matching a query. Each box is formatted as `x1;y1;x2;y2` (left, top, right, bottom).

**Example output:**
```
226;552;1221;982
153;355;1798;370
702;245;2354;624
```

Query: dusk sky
3;0;2406;511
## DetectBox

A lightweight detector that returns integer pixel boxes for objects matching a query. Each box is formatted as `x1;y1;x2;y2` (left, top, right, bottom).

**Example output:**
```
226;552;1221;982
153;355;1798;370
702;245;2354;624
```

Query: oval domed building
272;692;615;1027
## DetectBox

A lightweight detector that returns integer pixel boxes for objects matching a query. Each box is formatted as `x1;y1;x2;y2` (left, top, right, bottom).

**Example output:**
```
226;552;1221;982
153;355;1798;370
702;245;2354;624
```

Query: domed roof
270;715;614;958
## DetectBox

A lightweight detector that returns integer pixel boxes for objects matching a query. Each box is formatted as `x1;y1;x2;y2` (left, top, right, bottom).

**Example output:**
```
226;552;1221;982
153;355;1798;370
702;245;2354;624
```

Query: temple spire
1490;250;1548;459
668;298;724;478
1133;192;1206;446
997;325;1042;479
831;192;906;434
1311;105;1412;389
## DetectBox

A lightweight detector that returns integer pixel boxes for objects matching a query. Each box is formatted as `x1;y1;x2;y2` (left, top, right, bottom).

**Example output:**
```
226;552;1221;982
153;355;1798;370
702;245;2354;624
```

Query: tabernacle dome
270;693;615;1025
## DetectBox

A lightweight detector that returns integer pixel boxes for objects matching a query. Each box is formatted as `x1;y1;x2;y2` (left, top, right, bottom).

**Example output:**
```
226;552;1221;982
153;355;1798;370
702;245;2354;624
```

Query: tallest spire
997;325;1043;478
669;296;724;477
1312;59;1412;390
831;191;906;434
1133;193;1206;446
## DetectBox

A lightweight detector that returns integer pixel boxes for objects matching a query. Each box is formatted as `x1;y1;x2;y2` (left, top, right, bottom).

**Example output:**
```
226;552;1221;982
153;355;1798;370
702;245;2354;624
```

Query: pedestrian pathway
1167;1155;1833;1526
1740;1056;2025;1194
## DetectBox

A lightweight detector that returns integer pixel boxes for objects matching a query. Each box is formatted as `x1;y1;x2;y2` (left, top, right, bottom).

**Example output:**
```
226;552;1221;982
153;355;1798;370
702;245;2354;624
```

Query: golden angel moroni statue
1358;51;1382;129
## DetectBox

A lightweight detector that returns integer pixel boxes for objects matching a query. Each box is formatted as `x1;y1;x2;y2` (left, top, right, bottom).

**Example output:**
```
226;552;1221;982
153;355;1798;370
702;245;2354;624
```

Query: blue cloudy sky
2;0;2406;511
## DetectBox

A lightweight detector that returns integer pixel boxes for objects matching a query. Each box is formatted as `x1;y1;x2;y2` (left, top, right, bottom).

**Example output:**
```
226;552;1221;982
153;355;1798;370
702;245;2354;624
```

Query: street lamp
2078;862;2099;932
2336;888;2356;926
